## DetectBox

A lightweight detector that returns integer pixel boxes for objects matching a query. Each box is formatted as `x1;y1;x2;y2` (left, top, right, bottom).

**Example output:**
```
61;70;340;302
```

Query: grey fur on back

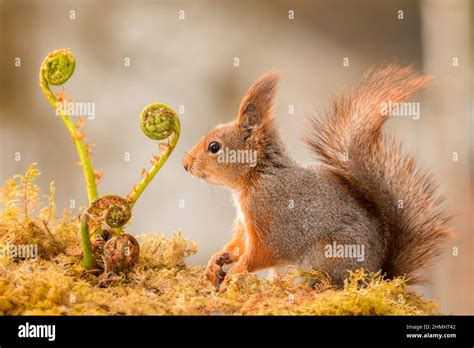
245;158;386;286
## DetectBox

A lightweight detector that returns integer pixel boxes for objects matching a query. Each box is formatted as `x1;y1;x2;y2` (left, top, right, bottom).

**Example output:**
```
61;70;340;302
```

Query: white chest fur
232;192;250;251
232;192;246;225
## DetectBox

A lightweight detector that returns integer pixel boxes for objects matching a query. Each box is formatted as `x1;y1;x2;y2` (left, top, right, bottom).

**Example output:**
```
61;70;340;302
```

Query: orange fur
237;192;277;272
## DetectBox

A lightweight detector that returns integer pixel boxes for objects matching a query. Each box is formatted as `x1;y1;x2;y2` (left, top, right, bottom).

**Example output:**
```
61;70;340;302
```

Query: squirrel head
183;71;286;190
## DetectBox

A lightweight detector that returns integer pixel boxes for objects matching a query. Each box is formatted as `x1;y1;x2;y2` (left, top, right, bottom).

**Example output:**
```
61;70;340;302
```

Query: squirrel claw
216;252;231;266
216;268;227;285
212;266;227;290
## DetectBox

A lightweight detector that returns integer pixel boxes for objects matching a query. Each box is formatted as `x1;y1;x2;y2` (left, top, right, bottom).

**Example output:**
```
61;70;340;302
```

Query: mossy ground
0;165;438;315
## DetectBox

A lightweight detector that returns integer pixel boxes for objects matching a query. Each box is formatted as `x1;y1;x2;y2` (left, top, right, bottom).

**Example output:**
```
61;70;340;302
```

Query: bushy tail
304;65;451;283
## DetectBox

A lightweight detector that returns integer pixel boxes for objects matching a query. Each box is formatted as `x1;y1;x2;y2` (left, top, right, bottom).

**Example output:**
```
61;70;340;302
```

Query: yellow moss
0;165;439;315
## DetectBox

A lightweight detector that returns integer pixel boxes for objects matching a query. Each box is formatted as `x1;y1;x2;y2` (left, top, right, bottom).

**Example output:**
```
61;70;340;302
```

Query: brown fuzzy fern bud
87;195;132;229
103;234;140;274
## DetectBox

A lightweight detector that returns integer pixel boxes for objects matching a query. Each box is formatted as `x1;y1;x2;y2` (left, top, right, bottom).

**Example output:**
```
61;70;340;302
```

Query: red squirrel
183;66;451;291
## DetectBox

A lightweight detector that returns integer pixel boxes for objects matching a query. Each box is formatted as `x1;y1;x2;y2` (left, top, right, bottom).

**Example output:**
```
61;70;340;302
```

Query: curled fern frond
40;49;76;86
140;103;180;141
87;195;132;229
128;103;181;208
81;195;132;269
39;49;98;204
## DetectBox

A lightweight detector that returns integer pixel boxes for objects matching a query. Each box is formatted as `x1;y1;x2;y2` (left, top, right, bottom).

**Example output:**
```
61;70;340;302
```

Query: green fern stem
128;103;180;208
39;49;98;203
80;214;95;269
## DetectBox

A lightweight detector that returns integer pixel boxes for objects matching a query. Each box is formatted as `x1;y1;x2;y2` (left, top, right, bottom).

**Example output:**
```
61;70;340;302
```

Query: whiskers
177;146;193;159
180;145;229;210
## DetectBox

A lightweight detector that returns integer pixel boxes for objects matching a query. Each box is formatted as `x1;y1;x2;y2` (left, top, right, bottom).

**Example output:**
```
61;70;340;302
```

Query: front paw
204;252;232;289
204;262;227;289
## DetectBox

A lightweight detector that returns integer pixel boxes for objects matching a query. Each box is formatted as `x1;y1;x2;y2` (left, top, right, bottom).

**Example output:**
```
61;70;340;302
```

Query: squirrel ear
237;70;281;131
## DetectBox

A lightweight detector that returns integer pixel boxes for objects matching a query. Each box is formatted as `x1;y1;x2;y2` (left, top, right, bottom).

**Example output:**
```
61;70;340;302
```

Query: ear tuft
237;70;282;130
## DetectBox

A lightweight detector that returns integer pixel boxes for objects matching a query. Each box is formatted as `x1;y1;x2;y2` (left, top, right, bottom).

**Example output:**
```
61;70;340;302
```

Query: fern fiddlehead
40;49;100;269
103;233;140;274
127;103;180;208
39;50;180;273
87;195;132;229
39;49;98;203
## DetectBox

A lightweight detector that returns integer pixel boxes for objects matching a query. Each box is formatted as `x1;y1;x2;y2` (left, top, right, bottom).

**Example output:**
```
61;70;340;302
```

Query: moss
0;165;438;315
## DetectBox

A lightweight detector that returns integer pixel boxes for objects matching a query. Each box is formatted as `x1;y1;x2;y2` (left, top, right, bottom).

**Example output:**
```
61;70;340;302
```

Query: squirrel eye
208;141;221;154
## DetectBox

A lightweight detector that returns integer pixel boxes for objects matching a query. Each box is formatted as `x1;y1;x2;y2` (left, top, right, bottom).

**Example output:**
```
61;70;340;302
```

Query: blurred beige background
0;0;472;314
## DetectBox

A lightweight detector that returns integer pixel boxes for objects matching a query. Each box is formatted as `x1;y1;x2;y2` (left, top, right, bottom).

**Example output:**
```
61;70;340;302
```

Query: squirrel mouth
192;171;208;180
197;173;224;186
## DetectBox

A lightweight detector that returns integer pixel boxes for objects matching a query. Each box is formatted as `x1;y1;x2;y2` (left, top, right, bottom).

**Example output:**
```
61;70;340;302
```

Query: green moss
0;165;438;315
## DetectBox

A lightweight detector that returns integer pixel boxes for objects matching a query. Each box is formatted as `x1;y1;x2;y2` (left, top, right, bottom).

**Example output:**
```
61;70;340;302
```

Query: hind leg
298;239;371;288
